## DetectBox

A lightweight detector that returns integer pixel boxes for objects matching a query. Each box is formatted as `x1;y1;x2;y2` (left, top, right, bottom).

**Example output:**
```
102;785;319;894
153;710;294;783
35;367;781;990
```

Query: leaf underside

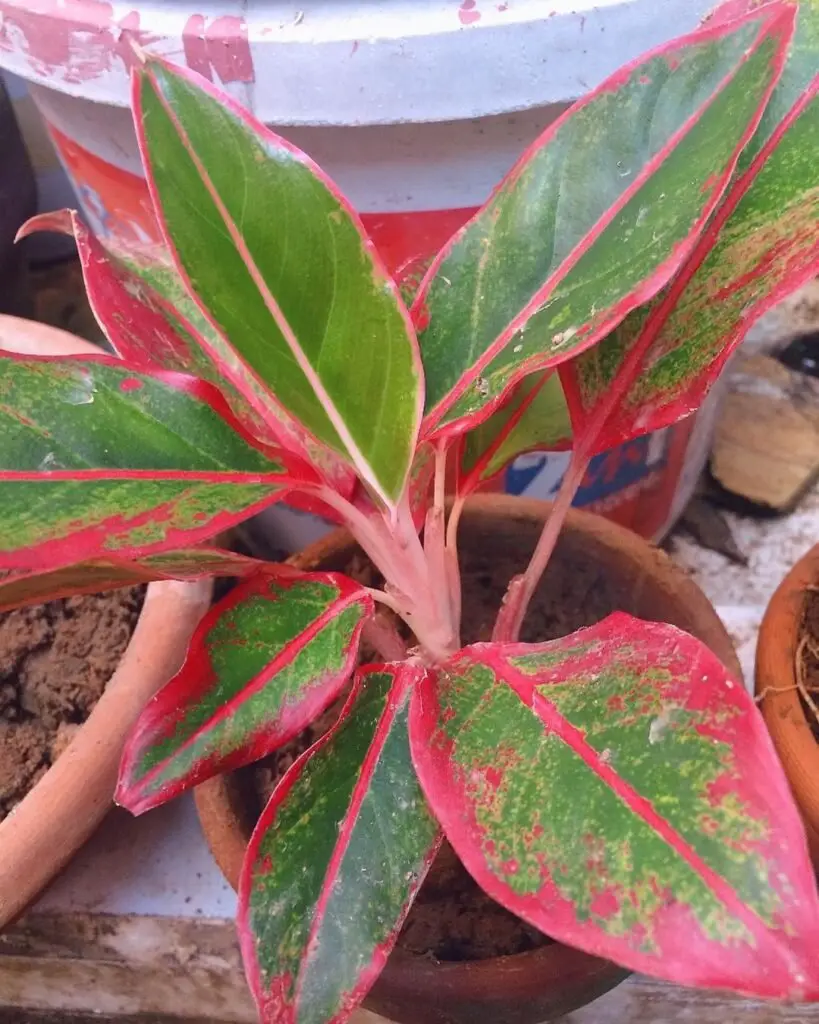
117;569;372;814
239;664;440;1024
410;614;819;999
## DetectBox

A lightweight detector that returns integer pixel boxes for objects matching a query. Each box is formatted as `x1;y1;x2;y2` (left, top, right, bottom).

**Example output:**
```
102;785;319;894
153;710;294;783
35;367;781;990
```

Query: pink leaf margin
560;75;819;453
117;568;373;816
413;3;795;441
239;661;441;1024
409;615;819;999
132;53;425;511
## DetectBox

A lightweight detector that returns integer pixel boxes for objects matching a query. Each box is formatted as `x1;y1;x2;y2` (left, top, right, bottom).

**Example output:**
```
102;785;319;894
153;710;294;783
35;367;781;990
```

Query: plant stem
445;492;466;554
492;450;590;642
491;196;723;644
445;492;466;631
433;438;447;517
362;613;408;662
313;486;397;570
423;443;447;576
314;484;458;664
364;587;404;616
423;442;460;649
392;487;459;662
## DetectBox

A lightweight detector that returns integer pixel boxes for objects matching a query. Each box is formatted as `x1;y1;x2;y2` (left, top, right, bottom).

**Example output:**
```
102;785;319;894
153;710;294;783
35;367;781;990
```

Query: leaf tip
112;776;147;817
15;209;76;244
115;731;155;817
129;37;150;67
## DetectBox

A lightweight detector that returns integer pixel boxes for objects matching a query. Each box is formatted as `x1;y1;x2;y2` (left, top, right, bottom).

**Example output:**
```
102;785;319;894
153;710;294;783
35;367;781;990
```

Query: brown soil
0;588;145;820
253;696;349;803
399;841;549;960
251;541;618;962
797;588;819;741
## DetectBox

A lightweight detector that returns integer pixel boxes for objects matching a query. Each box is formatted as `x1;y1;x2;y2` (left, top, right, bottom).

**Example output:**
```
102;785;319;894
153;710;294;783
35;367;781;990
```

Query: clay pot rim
0;315;213;927
755;545;819;843
194;493;738;1007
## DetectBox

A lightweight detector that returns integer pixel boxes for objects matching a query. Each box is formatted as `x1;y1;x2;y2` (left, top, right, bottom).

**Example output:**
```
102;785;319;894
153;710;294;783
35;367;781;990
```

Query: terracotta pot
755;545;819;867
195;495;739;1024
0;315;213;927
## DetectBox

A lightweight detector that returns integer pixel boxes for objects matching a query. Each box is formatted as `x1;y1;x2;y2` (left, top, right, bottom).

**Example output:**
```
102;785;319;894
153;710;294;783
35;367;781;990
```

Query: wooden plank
711;354;819;511
4;911;819;1022
0;912;254;1023
566;975;819;1024
0;912;382;1024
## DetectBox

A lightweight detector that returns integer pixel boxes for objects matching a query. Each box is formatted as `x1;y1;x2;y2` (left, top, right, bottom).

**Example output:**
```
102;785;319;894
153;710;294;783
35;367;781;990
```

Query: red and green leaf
19;212;233;389
708;0;816;167
456;372;571;498
0;353;307;569
413;5;794;439
117;569;372;815
134;56;423;508
560;1;818;455
409;615;819;999
18;210;357;505
0;547;263;612
239;663;440;1024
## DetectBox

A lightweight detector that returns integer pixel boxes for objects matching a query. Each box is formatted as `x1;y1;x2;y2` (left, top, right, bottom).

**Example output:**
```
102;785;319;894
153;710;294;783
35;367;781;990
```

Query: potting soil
799;588;819;742
0;587;144;820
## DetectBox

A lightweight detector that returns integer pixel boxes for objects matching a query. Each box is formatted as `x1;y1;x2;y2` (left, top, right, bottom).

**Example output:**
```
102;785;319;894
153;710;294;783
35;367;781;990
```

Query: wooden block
711;354;819;511
6;910;819;1023
564;974;819;1023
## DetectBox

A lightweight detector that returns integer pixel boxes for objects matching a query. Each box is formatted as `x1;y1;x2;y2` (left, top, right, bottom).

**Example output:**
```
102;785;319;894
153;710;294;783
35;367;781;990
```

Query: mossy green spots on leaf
567;68;819;453
435;658;754;952
0;356;288;564
242;667;439;1023
127;576;368;799
508;641;603;674
100;484;278;552
538;662;782;928
421;612;805;968
420;16;782;433
207;580;342;680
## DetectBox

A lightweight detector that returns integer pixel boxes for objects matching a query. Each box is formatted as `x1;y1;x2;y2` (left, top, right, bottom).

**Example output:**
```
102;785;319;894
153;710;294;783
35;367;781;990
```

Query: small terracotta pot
195;495;738;1024
0;315;213;927
755;545;819;866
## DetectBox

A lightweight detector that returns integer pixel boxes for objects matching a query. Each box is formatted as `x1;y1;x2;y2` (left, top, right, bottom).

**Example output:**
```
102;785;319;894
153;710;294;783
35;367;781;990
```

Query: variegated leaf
561;1;818;454
0;547;263;612
414;6;794;438
135;56;422;507
239;663;440;1024
117;570;372;814
708;0;816;167
18;210;357;502
457;372;571;497
410;615;819;999
0;353;304;569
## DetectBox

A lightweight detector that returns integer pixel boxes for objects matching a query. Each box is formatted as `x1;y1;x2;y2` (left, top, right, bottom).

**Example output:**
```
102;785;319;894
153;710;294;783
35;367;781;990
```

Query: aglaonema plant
2;0;819;1018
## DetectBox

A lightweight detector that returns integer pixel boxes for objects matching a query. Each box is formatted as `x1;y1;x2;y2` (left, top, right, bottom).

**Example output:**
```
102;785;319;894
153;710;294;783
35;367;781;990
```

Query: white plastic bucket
0;0;718;544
